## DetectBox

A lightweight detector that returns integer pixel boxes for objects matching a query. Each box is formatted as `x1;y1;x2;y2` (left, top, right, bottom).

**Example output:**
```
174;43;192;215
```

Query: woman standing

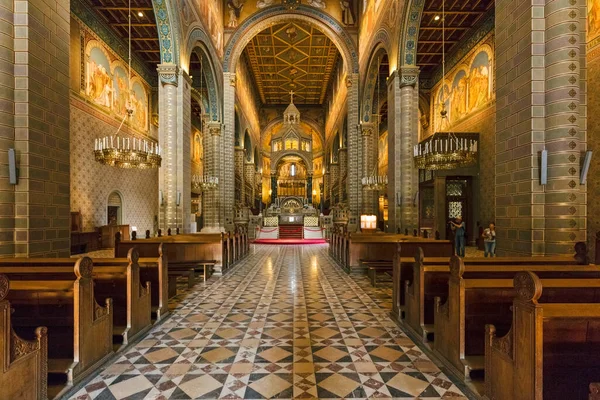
482;222;496;257
450;216;466;257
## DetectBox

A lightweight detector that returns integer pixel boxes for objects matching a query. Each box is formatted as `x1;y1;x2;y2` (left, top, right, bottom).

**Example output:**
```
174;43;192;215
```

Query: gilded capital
157;63;179;86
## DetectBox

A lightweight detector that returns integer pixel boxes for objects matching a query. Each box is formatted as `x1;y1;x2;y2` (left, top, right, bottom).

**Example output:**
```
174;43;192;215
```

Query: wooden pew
0;250;152;348
393;247;589;321
433;256;600;384
118;232;233;275
484;272;600;400
359;259;393;287
5;258;113;390
0;274;48;400
403;249;600;343
344;234;453;273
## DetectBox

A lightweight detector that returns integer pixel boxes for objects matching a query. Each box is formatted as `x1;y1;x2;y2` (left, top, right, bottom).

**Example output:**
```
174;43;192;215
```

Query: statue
227;0;244;28
307;0;326;8
340;0;355;26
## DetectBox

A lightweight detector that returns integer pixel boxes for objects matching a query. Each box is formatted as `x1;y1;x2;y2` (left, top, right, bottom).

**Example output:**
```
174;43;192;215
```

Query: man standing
450;216;466;257
482;222;496;257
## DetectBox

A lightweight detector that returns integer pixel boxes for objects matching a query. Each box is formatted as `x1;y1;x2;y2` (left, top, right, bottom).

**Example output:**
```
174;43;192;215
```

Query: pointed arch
151;0;180;70
188;35;222;122
361;43;389;123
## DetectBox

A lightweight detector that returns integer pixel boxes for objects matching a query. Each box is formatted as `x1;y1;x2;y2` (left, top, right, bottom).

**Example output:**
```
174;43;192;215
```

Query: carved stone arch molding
223;5;359;74
152;0;180;82
398;0;426;68
361;41;390;123
272;151;314;175
187;29;222;122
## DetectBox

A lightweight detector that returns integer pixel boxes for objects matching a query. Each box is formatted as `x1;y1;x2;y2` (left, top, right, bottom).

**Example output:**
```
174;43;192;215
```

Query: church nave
71;245;468;400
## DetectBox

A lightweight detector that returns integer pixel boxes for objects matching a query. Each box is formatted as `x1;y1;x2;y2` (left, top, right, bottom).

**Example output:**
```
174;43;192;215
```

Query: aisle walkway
72;245;468;399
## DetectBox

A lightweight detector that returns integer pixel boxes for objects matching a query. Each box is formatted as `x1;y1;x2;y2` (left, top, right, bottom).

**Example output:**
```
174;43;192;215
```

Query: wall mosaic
589;0;600;46
193;0;224;56
70;101;159;233
78;26;153;136
430;40;494;132
378;130;388;176
236;56;261;137
587;5;600;259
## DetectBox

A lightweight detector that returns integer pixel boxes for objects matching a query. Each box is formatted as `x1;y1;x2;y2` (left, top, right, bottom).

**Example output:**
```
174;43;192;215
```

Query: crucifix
289;90;294;103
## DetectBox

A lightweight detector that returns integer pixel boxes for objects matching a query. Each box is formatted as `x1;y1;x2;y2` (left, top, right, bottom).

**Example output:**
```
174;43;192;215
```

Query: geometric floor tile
68;244;469;400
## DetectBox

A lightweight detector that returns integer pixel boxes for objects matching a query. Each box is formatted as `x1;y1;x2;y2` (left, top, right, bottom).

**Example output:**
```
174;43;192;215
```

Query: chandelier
362;172;388;191
413;131;478;170
93;0;162;169
412;0;477;171
192;174;219;192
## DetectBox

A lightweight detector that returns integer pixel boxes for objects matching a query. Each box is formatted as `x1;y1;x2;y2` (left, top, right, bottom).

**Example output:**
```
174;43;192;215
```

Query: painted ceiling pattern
243;21;340;105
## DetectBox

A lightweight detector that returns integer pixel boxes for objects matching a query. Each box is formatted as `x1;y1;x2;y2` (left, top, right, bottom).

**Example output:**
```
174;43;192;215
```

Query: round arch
271;151;313;175
398;0;426;68
361;44;389;123
188;36;222;122
151;0;180;69
223;5;359;74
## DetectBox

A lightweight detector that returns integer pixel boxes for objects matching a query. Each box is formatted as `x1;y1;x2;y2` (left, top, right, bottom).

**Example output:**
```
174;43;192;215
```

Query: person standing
482;222;496;257
450;216;466;257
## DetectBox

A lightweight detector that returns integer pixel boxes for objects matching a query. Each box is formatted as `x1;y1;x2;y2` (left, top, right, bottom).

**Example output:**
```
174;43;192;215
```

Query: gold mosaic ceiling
243;22;340;105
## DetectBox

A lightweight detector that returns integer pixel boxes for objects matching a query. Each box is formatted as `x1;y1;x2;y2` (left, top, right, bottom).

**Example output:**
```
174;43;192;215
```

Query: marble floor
71;244;468;400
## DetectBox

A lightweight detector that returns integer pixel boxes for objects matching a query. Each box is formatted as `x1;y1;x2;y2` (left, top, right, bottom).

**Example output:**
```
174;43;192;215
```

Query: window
290;163;296;177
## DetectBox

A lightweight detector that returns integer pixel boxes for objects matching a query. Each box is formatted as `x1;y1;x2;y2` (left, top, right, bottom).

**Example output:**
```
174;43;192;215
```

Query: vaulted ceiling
86;0;159;69
243;22;341;105
418;0;494;74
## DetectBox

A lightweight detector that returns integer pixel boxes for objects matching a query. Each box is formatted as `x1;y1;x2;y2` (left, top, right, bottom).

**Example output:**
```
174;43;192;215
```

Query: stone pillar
9;0;71;256
360;122;378;215
387;71;402;233
157;65;192;233
235;147;244;204
307;175;313;203
244;163;255;206
399;67;420;232
329;164;339;202
270;175;277;203
202;122;222;231
495;0;586;255
222;72;236;231
346;73;361;229
338;148;347;203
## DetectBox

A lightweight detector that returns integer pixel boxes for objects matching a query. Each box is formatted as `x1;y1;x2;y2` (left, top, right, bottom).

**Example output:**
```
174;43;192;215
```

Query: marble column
157;64;192;233
235;147;244;204
345;73;361;230
338;148;348;203
495;0;587;255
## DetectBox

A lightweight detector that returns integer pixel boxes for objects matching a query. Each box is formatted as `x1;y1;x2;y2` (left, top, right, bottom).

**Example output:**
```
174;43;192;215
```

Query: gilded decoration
589;0;600;46
82;37;151;134
10;330;41;363
431;41;494;133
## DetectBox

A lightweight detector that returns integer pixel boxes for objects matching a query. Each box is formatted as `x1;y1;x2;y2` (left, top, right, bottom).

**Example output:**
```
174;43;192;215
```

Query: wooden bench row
329;230;453;273
392;247;600;399
0;230;251;400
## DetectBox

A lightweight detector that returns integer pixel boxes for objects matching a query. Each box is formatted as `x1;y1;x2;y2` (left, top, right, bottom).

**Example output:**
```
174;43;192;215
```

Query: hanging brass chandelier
192;174;219;192
93;0;161;169
413;0;477;171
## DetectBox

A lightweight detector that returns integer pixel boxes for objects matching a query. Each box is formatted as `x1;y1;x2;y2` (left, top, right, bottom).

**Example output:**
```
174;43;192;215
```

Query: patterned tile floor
71;244;468;400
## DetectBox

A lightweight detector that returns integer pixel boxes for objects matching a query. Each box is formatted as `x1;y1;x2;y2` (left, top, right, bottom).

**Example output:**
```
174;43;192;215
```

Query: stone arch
223;5;359;74
187;28;222;122
361;43;389;123
151;0;180;68
272;151;313;175
398;0;426;68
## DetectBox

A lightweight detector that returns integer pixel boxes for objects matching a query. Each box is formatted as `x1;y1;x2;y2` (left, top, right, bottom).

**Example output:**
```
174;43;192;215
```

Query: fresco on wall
431;42;494;132
84;39;151;134
468;51;490;111
197;0;223;55
450;70;467;123
131;81;148;132
87;47;112;108
113;66;128;117
590;0;600;43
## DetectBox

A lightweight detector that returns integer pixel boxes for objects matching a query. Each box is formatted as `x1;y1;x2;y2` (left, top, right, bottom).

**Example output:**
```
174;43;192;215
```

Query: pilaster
360;122;378;215
346;73;361;229
222;72;236;231
202;122;223;232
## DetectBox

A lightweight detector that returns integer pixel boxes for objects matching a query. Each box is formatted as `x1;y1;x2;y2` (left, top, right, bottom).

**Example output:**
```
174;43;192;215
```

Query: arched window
107;191;123;225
